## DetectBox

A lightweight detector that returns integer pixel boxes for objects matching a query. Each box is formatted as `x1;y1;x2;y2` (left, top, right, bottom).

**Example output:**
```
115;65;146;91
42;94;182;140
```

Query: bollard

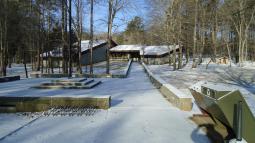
236;101;243;141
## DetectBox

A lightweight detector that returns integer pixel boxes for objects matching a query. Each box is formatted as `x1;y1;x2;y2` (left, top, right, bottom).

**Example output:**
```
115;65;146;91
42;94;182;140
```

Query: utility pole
68;0;72;78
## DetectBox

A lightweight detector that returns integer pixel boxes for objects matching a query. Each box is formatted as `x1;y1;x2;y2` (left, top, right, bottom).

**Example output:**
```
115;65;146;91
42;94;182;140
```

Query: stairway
33;78;102;89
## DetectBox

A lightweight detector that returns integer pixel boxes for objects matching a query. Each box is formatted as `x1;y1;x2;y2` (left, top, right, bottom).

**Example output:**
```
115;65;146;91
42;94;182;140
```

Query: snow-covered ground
82;60;128;75
147;61;255;115
0;62;210;143
5;60;128;78
241;61;255;69
6;64;32;78
0;114;36;140
110;45;179;56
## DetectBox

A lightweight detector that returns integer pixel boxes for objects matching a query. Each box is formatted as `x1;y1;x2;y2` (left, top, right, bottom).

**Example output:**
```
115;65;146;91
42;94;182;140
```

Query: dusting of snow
6;64;32;78
241;61;255;69
40;40;107;58
80;40;107;53
40;49;63;58
143;45;179;56
110;45;142;52
0;62;210;143
148;61;255;115
110;45;179;56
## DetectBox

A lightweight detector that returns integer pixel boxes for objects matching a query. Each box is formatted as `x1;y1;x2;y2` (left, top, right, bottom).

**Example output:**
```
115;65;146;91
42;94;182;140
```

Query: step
64;81;102;89
51;78;87;83
88;81;102;88
41;79;94;86
83;79;94;85
32;80;101;90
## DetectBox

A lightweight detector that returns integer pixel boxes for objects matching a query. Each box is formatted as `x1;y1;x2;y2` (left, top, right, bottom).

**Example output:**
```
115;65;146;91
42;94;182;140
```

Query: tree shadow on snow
191;124;225;143
111;99;123;107
215;69;255;94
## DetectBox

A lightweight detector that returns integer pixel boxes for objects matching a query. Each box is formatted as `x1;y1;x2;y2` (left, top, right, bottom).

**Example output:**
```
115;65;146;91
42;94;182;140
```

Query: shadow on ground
216;68;255;94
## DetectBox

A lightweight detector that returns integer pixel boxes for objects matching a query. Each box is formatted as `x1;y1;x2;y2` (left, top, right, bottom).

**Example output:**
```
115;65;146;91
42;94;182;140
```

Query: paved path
0;62;210;143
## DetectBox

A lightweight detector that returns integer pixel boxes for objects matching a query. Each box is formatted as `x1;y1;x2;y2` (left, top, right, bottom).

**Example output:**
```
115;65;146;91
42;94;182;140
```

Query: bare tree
0;0;8;76
192;0;199;68
68;0;72;77
107;0;127;74
62;0;68;74
89;0;94;74
233;1;254;66
74;0;83;74
78;0;83;74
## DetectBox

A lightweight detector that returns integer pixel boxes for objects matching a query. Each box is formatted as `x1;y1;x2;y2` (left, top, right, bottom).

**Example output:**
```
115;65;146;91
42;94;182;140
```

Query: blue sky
81;0;148;33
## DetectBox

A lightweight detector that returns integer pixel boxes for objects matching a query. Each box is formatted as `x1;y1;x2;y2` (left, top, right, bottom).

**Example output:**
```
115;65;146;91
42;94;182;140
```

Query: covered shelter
110;45;180;64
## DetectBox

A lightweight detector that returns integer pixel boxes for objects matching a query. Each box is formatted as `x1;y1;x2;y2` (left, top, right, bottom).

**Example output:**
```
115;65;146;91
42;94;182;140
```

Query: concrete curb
0;96;111;113
123;59;133;78
141;62;192;111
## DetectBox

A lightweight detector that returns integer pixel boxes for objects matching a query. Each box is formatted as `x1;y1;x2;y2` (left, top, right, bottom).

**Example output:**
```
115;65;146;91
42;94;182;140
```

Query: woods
143;0;255;68
0;0;86;77
0;0;254;77
0;1;255;142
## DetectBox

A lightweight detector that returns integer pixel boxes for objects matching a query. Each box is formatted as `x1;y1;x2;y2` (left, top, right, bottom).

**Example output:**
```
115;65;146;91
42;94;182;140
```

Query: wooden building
110;45;180;64
40;48;63;68
41;39;117;67
110;45;142;61
216;56;230;64
79;40;117;65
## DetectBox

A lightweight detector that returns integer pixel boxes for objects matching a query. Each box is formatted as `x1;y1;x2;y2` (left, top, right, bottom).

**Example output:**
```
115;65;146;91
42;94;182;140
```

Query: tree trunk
23;47;28;78
173;44;176;70
0;20;3;76
77;0;82;74
211;11;218;58
62;0;68;74
193;0;198;59
2;9;8;76
89;0;94;74
62;0;65;73
106;0;113;74
46;52;49;73
178;20;182;69
41;44;44;73
178;46;183;69
68;0;72;77
36;42;41;71
226;42;231;67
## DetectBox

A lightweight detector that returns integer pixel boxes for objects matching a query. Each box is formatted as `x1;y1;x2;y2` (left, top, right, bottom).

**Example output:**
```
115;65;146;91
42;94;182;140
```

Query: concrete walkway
0;62;210;143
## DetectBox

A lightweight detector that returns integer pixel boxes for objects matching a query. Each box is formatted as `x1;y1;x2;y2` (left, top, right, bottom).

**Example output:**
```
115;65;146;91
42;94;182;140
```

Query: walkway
0;62;210;143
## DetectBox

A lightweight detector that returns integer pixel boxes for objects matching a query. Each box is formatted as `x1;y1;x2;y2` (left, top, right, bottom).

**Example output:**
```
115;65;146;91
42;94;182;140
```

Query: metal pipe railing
236;101;243;141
